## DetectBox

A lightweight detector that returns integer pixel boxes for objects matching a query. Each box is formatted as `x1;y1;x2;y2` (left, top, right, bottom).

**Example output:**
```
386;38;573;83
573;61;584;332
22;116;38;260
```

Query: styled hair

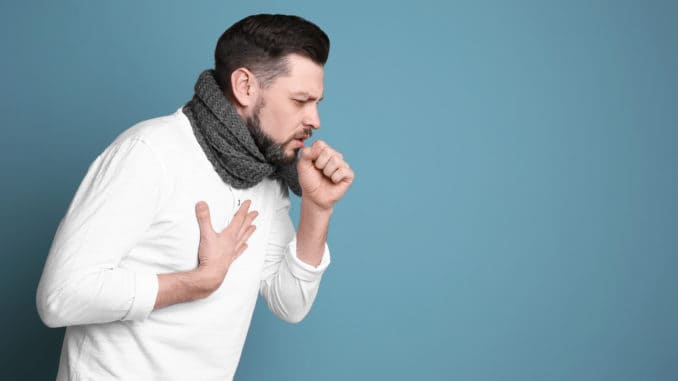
214;14;330;98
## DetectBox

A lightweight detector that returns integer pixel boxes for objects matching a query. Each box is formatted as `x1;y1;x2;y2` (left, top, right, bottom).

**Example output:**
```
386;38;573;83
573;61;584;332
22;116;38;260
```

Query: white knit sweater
36;107;331;380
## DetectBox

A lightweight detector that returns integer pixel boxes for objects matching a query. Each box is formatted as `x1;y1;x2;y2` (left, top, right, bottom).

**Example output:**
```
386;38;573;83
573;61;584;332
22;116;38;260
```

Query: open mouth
289;128;312;149
292;135;309;145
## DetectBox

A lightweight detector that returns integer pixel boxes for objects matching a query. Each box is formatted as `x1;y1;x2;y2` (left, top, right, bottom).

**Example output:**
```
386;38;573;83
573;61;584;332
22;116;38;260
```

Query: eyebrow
292;91;324;102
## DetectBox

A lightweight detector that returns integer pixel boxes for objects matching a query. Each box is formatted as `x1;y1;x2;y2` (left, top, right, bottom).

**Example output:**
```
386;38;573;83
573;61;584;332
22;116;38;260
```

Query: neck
182;69;302;196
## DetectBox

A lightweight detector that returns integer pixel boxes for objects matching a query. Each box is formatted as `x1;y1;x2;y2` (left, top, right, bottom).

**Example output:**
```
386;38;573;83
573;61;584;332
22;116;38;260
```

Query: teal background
2;0;677;379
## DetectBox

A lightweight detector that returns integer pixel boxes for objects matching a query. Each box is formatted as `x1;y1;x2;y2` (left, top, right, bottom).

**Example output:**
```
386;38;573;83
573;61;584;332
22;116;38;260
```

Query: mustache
294;128;313;140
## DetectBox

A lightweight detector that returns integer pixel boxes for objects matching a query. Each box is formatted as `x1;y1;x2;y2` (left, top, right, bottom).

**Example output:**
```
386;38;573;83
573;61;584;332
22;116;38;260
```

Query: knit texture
183;69;301;196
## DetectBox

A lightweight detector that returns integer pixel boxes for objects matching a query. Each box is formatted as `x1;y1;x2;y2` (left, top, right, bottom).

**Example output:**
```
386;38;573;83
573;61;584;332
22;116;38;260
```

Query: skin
154;53;354;309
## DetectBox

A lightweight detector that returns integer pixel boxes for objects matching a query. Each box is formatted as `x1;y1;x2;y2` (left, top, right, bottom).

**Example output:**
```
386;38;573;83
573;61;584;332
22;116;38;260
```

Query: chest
124;160;279;280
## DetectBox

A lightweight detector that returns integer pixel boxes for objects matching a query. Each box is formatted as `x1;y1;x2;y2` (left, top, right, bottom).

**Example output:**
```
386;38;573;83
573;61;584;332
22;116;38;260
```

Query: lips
289;128;312;148
292;135;308;146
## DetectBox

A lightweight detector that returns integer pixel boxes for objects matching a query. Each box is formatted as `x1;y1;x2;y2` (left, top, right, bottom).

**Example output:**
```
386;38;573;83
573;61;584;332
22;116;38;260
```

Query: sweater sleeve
259;188;331;324
36;137;167;328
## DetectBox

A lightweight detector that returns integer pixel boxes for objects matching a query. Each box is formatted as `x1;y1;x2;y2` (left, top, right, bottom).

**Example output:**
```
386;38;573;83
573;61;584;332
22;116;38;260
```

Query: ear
230;68;258;108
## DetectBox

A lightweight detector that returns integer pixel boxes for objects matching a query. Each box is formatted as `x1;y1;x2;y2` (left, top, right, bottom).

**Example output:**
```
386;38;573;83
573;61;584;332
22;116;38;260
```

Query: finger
314;147;332;170
195;201;215;236
228;199;252;231
234;243;248;259
329;167;344;184
300;146;315;162
238;224;257;245
322;156;343;177
302;140;327;162
312;139;328;154
236;225;257;252
238;211;258;237
331;165;354;184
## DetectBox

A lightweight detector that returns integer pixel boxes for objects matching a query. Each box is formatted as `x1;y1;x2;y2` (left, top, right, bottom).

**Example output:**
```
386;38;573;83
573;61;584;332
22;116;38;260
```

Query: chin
286;144;301;155
286;150;299;162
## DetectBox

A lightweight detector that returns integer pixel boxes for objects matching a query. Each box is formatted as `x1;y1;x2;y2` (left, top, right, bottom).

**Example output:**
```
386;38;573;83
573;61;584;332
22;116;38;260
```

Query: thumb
195;201;215;236
300;146;315;162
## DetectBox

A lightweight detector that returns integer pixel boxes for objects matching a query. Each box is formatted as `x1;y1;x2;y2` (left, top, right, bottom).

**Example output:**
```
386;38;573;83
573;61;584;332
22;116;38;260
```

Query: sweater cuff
124;271;159;322
284;237;331;282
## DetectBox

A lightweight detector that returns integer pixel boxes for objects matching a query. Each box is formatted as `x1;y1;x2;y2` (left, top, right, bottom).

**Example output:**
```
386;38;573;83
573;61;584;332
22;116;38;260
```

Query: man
36;14;353;380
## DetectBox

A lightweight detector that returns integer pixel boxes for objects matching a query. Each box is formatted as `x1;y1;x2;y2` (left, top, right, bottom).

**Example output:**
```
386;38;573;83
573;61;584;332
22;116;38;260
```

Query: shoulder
112;106;192;152
82;109;192;208
88;107;193;183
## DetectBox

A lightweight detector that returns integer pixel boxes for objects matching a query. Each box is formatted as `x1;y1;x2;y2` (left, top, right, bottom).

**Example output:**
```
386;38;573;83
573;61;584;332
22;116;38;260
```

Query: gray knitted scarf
182;70;301;196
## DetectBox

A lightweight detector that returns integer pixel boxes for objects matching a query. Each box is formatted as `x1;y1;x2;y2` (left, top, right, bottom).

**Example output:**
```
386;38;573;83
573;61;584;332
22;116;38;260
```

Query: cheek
267;105;304;140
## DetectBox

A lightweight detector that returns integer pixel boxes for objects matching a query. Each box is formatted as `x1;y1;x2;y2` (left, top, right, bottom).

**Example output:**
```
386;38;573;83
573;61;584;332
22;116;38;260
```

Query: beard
245;99;311;167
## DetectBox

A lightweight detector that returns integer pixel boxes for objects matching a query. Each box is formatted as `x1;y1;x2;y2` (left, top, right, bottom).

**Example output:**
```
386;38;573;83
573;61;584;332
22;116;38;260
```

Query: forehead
268;54;324;97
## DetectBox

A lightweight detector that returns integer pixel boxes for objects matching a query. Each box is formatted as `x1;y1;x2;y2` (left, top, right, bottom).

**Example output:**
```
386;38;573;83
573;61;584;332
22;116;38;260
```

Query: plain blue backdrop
2;1;677;380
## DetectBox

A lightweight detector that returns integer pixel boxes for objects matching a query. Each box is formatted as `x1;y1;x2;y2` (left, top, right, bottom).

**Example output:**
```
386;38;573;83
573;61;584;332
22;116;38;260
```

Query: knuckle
332;155;342;165
318;146;328;157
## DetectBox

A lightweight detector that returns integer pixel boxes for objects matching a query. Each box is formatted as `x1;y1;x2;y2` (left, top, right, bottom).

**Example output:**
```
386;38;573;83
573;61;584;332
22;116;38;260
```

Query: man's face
245;53;324;166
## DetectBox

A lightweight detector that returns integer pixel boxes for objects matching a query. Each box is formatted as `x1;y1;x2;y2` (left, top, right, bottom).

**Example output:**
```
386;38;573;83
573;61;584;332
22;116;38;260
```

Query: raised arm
259;140;353;323
296;140;353;265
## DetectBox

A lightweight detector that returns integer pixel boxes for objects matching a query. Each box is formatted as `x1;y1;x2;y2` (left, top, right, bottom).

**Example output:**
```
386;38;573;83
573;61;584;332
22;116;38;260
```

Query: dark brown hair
214;14;330;98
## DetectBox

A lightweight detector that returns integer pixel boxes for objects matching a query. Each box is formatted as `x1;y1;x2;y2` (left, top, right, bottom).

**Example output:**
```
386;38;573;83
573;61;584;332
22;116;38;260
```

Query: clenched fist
297;140;354;210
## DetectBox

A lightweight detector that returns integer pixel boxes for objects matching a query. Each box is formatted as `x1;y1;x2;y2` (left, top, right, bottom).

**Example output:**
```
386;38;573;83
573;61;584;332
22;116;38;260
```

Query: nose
304;104;321;130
